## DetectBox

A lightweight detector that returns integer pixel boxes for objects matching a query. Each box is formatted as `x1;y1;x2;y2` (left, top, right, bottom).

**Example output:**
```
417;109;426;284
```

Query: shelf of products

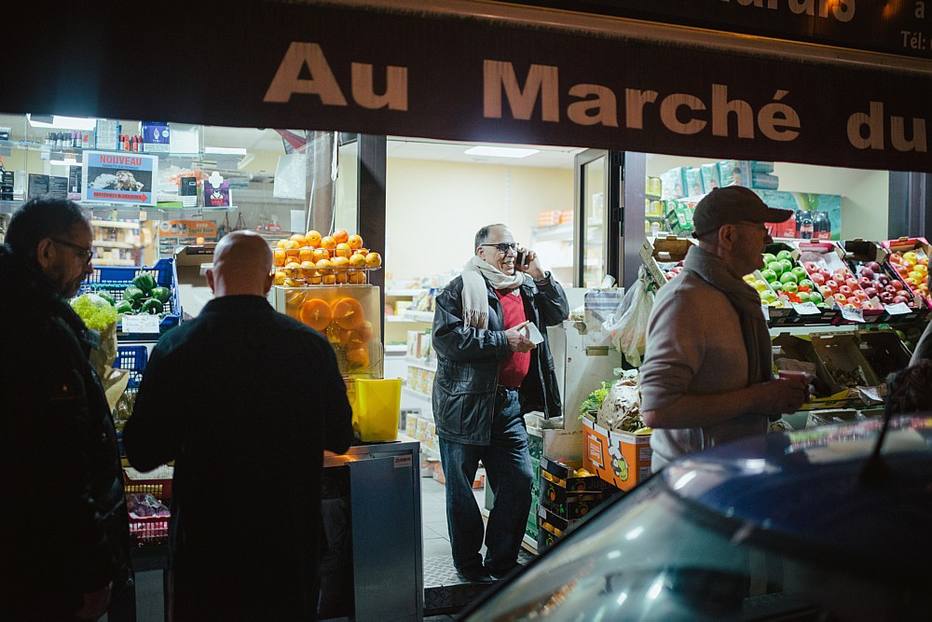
406;357;437;373
402;385;432;401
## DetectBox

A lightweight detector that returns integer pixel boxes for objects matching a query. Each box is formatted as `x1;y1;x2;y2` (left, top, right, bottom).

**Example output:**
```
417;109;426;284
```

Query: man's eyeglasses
52;238;94;264
480;242;517;254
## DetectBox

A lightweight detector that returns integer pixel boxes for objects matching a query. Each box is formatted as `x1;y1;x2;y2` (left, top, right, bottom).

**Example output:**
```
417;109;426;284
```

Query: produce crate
123;472;172;547
81;258;181;339
857;330;912;381
842;239;922;322
115;344;148;390
882;237;932;313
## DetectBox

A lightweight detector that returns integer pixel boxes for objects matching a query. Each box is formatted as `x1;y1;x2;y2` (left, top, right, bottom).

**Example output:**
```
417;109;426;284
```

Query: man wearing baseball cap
639;186;809;471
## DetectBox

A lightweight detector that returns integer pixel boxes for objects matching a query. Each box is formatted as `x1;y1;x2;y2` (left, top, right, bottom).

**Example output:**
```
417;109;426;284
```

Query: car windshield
464;476;926;621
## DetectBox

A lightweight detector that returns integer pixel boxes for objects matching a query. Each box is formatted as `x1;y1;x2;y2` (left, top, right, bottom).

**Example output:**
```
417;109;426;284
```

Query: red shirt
496;289;531;388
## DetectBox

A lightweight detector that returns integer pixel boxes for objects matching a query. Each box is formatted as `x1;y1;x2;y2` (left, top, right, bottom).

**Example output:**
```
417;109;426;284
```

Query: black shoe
486;563;520;580
455;565;494;584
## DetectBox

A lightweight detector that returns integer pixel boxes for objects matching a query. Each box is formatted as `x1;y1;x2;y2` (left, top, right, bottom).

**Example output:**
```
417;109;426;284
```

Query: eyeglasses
51;238;94;264
480;242;517;254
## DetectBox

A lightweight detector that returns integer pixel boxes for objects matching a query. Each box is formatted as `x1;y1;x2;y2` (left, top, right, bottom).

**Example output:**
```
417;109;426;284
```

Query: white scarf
461;255;524;328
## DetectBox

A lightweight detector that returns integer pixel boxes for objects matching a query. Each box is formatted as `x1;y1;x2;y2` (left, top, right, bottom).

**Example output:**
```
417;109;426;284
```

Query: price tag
792;302;820;316
839;305;865;323
761;305;770;321
883;302;912;316
122;314;160;334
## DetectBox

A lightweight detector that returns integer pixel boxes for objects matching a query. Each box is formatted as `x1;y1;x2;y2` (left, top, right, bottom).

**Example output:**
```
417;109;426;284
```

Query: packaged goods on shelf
660;166;686;199
700;163;720;192
718;160;751;187
684;167;704;197
536;210;562;227
754;190;840;240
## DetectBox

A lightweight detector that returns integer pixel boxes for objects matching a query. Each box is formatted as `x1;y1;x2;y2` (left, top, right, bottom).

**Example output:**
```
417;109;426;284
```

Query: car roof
662;415;932;564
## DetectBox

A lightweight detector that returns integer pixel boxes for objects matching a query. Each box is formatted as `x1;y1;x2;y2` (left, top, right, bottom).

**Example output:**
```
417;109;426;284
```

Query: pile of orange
273;229;382;287
298;295;372;369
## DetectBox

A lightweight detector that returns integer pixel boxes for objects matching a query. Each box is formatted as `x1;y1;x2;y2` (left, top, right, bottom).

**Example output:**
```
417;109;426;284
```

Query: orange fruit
332;229;349;244
335;272;349;284
343;330;367;349
315;258;333;274
320;236;336;250
273;249;286;266
348;271;366;284
299;247;315;262
331;297;365;330
285;261;301;272
331;256;350;270
365;252;382;268
349;253;366;268
322;274;337;285
290;233;306;244
305;230;322;248
335;243;352;258
312;248;330;263
300;261;317;277
356;320;373;341
283;277;303;288
357;248;369;256
273;270;286;286
307;274;322;285
346;347;370;368
276;239;288;250
300;298;332;332
347;234;363;250
284;239;300;251
285;249;300;259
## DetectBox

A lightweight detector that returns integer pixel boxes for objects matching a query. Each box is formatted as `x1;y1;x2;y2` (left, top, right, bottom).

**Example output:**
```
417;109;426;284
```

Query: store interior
1;111;923;620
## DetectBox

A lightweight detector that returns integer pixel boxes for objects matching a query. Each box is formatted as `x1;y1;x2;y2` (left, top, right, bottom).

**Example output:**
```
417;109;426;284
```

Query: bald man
124;231;353;621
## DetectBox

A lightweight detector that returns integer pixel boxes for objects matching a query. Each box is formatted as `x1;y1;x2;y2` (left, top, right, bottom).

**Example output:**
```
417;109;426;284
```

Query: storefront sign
502;1;932;60
7;2;932;172
82;151;158;206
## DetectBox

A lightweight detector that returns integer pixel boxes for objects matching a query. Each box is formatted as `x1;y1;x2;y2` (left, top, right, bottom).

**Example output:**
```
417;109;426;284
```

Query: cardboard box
810;333;881;389
581;418;652;492
540;477;604;519
540;456;605;493
640;235;693;288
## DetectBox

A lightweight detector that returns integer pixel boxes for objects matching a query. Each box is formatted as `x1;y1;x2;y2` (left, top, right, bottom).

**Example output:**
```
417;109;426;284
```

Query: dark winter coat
431;273;569;445
0;245;130;620
124;295;354;621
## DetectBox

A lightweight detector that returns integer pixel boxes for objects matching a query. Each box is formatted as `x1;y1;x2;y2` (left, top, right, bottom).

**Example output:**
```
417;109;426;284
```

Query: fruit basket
271;228;382;287
843;239;924;322
273;284;383;378
882;237;931;316
795;241;883;323
123;469;172;547
80;258;181;339
760;243;835;324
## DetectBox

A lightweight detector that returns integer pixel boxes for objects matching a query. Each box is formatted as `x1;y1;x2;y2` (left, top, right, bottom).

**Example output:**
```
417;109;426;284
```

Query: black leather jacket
431;273;569;445
0;246;130;617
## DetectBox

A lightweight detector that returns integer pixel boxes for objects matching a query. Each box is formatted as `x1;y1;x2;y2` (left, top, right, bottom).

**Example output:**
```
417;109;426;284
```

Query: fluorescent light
27;114;97;131
464;146;539;158
49;159;78;166
204;146;247;155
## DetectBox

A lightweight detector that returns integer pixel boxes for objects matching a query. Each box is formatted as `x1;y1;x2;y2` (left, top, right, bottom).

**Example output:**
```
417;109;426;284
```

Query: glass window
582;156;606;288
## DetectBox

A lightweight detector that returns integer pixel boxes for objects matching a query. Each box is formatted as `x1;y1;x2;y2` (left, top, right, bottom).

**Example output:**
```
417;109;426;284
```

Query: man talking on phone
431;224;569;583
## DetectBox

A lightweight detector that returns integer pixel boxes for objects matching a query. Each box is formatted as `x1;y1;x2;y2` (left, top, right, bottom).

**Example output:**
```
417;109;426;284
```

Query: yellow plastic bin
351;378;402;442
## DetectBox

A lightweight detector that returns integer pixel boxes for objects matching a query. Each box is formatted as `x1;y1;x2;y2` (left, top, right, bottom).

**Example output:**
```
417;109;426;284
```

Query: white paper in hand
522;322;545;345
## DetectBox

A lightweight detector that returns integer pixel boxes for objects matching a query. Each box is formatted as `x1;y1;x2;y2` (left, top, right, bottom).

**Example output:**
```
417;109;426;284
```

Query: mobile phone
516;249;530;268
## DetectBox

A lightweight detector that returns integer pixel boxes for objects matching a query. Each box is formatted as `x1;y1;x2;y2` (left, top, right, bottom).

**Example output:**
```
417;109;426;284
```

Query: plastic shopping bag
604;268;654;367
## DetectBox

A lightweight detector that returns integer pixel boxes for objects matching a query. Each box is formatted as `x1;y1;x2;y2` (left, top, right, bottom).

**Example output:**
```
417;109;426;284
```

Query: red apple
860;267;875;279
892;295;908;304
885;285;898;294
826;280;839;290
855;290;869;299
858;277;872;288
891;280;905;291
864;287;878;298
880;292;894;303
811;273;826;285
804;262;818;272
835;294;847;304
866;261;882;272
846;278;860;289
839;285;852;296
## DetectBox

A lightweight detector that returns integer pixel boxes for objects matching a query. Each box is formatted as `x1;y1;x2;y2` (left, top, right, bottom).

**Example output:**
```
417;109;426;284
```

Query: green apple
761;268;777;282
782;281;798;294
761;291;778;303
792;267;808;280
772;281;783;291
797;291;811;302
799;279;814;290
777;250;793;260
767;261;785;277
779;259;794;273
780;271;798;284
762;253;777;265
808;291;823;304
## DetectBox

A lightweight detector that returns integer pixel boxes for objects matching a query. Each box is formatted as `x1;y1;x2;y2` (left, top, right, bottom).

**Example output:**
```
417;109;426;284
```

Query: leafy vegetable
579;381;612;418
71;293;119;331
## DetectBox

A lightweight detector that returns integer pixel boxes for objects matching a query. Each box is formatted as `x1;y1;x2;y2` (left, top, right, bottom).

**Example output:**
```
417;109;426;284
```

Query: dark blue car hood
662;416;932;564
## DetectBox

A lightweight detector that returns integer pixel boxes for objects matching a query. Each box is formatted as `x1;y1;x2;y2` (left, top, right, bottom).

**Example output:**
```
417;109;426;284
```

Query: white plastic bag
604;268;654;366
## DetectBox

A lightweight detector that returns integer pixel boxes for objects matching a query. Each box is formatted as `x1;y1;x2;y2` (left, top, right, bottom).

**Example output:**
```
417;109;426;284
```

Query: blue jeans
439;388;533;574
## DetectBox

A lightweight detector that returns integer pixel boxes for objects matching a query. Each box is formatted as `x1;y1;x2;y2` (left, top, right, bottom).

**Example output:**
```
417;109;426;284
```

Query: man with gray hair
125;230;353;620
432;223;568;583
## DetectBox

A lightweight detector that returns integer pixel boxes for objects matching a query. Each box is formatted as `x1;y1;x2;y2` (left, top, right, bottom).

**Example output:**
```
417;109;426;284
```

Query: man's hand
517;248;547;281
76;583;111;620
752;377;809;417
505;326;535;352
